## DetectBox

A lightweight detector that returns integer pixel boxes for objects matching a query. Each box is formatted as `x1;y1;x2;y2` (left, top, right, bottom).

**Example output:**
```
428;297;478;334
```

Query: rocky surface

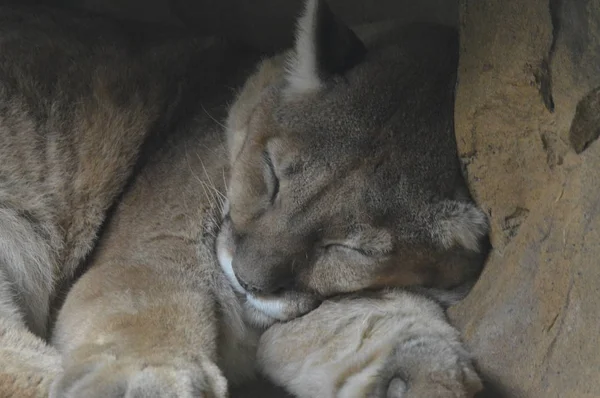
450;0;600;397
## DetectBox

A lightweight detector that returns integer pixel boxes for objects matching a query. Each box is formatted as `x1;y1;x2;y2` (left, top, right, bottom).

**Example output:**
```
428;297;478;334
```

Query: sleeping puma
0;0;488;397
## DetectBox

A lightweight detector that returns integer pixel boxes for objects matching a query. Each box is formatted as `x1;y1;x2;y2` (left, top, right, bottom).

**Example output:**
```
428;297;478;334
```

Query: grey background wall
39;0;458;50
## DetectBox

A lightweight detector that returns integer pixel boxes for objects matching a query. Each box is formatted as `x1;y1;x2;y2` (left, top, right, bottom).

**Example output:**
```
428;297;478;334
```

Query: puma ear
430;201;490;253
285;0;366;94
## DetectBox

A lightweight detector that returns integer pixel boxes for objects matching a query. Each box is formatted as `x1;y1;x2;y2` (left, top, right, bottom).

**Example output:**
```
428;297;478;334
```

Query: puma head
217;0;489;326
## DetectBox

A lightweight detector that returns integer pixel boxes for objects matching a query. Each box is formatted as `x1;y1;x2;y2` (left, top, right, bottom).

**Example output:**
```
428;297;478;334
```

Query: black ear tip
309;0;366;77
286;0;366;93
315;1;366;76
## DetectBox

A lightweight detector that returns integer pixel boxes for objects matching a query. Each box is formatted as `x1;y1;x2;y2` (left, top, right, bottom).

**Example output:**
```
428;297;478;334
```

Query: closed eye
262;150;279;204
323;243;370;257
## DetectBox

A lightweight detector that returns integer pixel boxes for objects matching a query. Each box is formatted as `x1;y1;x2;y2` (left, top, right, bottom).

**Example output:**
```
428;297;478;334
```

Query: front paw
50;352;228;398
258;291;482;398
369;342;483;398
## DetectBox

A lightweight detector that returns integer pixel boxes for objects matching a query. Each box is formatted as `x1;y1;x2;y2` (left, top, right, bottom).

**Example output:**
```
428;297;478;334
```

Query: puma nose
232;234;303;295
234;270;293;295
234;268;293;294
236;278;255;294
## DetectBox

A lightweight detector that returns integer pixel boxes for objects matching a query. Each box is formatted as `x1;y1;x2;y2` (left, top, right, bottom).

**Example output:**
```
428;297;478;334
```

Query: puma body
0;1;487;397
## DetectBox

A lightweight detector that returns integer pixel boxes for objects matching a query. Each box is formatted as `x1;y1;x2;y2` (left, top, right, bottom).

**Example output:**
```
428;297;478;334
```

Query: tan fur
0;318;60;398
0;1;486;397
258;291;483;398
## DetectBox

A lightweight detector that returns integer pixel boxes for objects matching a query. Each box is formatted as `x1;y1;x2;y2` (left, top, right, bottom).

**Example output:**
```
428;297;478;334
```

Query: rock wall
450;1;600;397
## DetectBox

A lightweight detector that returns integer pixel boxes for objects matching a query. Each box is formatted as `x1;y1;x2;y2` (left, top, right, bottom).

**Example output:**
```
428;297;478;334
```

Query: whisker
201;104;227;129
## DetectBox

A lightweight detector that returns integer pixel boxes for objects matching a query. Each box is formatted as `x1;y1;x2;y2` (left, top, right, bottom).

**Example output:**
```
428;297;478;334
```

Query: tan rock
451;0;600;396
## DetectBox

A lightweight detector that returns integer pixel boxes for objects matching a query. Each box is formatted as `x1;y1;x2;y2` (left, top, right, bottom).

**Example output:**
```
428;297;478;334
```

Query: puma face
216;0;489;326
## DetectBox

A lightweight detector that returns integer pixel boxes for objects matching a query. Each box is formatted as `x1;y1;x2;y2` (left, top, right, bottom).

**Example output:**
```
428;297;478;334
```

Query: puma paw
369;346;483;398
257;291;483;398
261;331;482;398
50;353;228;398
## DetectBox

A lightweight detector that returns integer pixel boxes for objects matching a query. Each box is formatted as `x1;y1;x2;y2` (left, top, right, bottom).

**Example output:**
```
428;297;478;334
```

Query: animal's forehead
282;159;400;216
272;53;408;142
